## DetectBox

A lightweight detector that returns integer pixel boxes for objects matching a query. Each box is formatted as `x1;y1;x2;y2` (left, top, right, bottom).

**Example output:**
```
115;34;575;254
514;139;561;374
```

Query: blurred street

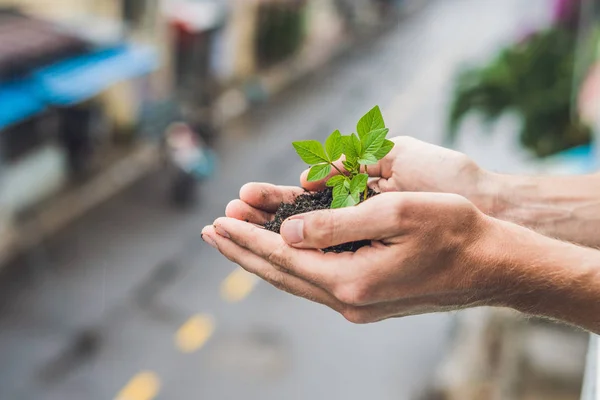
0;1;550;399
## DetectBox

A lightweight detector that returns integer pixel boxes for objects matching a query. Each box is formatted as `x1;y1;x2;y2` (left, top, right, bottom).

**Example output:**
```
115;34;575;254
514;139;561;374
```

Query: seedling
292;106;394;209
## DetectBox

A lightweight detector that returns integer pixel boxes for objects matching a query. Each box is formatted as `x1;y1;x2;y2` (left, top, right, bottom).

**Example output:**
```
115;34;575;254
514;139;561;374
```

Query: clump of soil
264;187;378;253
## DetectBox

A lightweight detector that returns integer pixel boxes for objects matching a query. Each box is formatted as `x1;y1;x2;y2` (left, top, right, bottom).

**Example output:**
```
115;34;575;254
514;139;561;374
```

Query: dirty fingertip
239;182;270;201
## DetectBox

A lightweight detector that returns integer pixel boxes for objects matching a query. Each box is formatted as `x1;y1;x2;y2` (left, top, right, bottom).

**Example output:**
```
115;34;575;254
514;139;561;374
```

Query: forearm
479;218;600;334
480;172;600;247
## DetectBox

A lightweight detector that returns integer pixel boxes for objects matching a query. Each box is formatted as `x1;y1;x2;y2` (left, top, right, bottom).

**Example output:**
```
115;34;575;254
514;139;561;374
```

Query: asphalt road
0;1;549;399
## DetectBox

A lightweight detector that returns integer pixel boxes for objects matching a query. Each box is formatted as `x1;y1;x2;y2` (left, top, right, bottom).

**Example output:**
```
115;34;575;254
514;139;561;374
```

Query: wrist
460;216;520;308
472;216;600;331
469;169;507;217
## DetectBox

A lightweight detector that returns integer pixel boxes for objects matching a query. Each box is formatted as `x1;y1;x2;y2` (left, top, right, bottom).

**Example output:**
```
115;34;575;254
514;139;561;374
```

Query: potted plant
447;0;600;159
447;25;595;158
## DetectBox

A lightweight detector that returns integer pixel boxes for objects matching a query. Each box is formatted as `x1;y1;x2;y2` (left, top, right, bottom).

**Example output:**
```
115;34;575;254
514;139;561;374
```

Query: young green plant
292;106;395;209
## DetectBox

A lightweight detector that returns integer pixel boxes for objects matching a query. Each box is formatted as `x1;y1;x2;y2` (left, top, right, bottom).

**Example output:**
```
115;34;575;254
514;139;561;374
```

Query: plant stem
331;163;346;176
364;166;368;201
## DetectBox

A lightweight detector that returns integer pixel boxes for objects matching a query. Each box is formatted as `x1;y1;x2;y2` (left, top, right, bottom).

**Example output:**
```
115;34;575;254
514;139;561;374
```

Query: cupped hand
203;192;501;323
225;137;492;228
224;182;306;225
301;136;494;213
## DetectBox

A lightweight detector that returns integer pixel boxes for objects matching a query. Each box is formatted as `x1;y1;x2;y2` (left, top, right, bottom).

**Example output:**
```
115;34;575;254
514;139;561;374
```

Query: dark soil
264;187;378;253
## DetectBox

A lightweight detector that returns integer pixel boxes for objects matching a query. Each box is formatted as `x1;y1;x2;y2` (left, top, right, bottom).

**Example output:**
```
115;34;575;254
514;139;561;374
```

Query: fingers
203;226;399;323
225;199;272;225
212;217;349;290
202;226;344;312
226;183;306;224
279;193;405;249
239;183;305;213
369;178;397;193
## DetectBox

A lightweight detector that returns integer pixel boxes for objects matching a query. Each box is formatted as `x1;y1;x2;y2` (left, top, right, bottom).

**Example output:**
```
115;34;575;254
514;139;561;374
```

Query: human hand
301;136;497;214
224;182;306;225
203;192;504;323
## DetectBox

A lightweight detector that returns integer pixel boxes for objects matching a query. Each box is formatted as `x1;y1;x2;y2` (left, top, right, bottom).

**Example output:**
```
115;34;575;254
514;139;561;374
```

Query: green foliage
357;105;386;138
307;163;332;181
255;3;307;69
447;28;592;158
325;130;344;162
292;106;394;209
292;140;329;164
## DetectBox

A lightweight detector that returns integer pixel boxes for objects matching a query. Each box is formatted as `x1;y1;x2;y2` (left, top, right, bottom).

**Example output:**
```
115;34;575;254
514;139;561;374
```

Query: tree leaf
326;175;346;187
358;154;378;165
343;179;351;190
362;128;389;156
374;139;395;160
357;105;385;139
325;130;343;162
292;140;329;165
307;163;332;182
350;173;368;195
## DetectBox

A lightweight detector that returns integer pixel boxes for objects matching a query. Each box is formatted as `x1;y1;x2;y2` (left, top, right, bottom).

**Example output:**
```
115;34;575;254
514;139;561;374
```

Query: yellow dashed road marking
115;371;160;400
221;267;258;303
175;314;215;353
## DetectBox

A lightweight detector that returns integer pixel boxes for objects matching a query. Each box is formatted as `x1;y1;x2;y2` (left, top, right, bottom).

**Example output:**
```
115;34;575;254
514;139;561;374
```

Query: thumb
280;193;401;249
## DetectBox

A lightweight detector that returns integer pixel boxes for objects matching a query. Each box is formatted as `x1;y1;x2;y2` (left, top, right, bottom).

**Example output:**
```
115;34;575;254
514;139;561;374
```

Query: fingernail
281;219;304;244
202;233;218;249
214;225;230;239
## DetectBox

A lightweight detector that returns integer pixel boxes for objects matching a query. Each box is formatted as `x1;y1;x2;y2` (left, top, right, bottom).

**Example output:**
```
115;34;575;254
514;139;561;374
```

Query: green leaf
342;160;357;172
333;183;349;199
350;173;369;195
325;130;343;162
307;164;331;182
351;134;362;156
343;179;351;190
362;128;389;156
331;182;360;209
326;175;346;187
374;139;395;160
357;105;385;139
292;140;329;165
358;154;378;165
331;191;358;209
343;135;358;162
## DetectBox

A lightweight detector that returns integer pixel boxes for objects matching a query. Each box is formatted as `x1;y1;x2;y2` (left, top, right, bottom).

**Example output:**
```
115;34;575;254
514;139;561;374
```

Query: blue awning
0;80;45;130
33;44;160;106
